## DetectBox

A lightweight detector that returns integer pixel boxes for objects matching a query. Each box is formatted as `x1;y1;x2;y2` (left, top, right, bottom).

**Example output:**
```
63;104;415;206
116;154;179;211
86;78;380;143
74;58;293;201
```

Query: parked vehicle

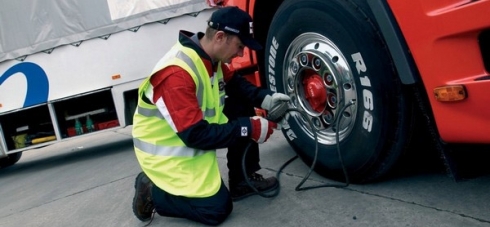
0;0;215;168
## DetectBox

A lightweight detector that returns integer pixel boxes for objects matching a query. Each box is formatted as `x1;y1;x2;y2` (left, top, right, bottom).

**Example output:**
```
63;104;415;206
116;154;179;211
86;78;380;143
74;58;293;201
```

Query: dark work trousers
223;95;261;184
152;180;233;226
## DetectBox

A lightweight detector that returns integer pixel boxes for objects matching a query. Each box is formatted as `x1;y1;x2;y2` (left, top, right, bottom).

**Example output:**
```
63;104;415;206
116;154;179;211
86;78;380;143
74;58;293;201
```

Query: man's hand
261;93;290;122
261;93;291;111
250;116;277;143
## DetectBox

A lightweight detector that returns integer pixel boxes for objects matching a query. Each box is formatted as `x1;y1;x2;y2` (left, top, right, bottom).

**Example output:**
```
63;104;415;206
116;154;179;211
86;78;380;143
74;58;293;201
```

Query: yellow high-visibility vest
133;42;227;197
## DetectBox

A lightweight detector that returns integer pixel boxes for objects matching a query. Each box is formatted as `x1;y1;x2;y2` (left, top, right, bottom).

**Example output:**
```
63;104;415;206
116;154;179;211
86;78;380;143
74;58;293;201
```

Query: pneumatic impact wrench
241;99;290;198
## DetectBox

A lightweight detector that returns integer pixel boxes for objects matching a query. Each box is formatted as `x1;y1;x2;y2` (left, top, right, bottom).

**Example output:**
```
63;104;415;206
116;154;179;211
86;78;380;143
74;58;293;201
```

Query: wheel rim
283;32;358;145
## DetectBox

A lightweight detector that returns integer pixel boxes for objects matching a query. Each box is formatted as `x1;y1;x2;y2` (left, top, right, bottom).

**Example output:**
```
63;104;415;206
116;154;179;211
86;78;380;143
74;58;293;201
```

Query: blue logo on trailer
0;62;49;107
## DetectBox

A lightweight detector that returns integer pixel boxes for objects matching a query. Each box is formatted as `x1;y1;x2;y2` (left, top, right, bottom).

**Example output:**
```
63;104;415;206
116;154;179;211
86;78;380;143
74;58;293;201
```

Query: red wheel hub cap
303;72;326;113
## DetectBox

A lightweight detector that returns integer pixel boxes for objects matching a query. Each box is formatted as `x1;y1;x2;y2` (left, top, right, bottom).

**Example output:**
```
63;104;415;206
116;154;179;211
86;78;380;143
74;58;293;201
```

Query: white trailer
0;0;216;167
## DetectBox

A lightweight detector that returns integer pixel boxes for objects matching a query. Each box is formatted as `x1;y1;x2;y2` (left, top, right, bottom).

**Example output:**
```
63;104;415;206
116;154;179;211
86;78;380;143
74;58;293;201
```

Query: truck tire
264;0;414;183
0;152;22;169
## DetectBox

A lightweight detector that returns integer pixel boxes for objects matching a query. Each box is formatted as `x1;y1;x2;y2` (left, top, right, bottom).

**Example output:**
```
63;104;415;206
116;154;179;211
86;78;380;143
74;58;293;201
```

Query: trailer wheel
0;152;22;169
264;0;414;183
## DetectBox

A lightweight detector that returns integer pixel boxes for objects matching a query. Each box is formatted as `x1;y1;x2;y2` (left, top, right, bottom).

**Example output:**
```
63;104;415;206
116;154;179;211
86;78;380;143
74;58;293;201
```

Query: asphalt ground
1;126;490;227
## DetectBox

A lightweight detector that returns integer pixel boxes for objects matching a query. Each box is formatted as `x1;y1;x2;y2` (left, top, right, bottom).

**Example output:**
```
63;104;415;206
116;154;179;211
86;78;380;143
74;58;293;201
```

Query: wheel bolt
288;77;294;88
300;54;308;65
314;58;321;69
291;61;299;74
313;118;322;127
323;112;333;124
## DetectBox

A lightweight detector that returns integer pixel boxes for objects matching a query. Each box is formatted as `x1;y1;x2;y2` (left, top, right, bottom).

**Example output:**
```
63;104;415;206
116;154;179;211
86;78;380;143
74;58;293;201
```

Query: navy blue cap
207;6;262;50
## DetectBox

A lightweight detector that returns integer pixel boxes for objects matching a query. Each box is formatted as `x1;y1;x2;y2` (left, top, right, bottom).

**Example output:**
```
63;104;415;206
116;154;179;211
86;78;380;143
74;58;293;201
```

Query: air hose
241;99;356;197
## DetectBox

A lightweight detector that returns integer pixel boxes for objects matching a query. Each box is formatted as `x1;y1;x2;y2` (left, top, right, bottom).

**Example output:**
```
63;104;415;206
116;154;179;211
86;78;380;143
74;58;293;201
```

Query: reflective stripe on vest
176;50;204;108
133;137;206;157
137;98;217;120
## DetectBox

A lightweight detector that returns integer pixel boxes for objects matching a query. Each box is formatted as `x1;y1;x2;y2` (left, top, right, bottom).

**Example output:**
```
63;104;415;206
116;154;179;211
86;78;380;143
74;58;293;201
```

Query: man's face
218;33;245;63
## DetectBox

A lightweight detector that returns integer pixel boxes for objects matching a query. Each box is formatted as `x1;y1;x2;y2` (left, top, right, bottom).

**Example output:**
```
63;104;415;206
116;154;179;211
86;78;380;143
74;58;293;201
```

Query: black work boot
229;172;279;201
132;172;155;221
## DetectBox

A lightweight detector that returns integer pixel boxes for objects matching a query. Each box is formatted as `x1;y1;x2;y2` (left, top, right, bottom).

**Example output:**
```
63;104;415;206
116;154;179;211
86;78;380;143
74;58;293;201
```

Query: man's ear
214;31;227;44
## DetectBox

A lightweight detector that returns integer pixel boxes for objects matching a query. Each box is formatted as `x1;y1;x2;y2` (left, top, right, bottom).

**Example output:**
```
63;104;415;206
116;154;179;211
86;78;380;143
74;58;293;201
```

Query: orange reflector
0;103;2;108
433;85;466;102
112;74;121;80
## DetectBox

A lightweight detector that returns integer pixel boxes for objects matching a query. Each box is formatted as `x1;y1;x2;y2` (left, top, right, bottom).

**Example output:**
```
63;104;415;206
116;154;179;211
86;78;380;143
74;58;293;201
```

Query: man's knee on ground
194;203;233;226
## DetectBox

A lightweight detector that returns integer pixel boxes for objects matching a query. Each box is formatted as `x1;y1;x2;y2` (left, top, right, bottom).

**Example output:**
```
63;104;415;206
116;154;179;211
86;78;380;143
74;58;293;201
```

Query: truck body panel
386;0;490;143
0;0;215;160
